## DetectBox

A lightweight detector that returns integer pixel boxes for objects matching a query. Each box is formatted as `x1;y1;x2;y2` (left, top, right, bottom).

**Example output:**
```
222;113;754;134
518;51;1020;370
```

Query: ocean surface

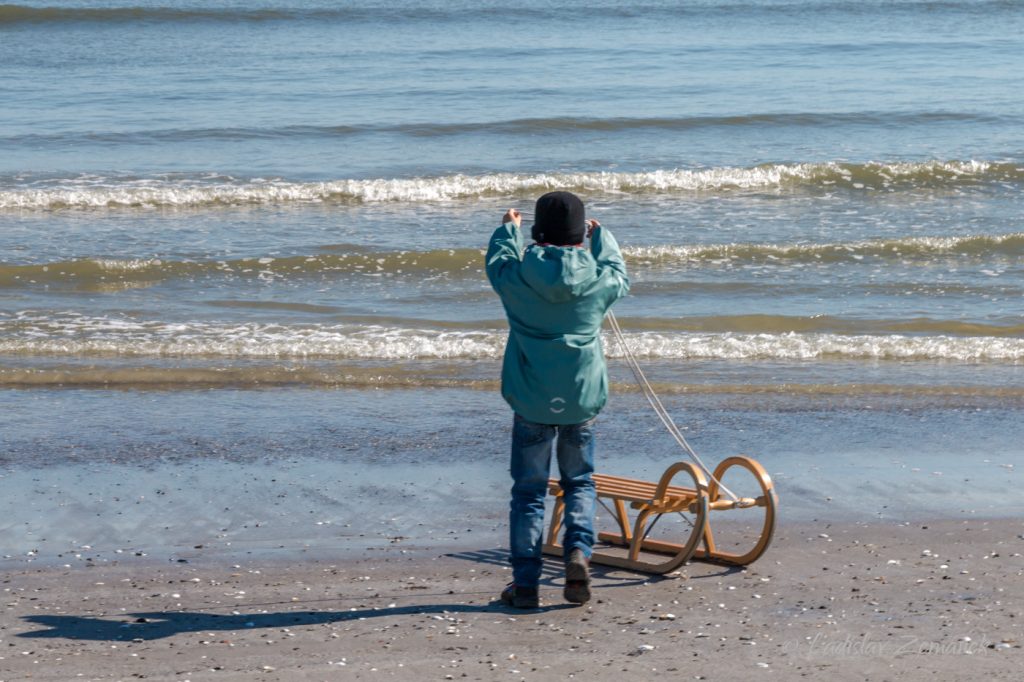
2;0;1022;563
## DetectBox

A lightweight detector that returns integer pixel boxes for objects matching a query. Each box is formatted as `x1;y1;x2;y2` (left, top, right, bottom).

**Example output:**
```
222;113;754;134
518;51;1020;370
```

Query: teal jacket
486;221;629;425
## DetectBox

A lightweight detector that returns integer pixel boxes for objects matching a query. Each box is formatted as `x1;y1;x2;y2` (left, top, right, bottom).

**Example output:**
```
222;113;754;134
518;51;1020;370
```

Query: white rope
606;310;739;502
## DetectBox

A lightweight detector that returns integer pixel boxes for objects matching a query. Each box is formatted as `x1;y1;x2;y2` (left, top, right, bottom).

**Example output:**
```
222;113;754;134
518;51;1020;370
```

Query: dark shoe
564;548;591;604
500;583;539;609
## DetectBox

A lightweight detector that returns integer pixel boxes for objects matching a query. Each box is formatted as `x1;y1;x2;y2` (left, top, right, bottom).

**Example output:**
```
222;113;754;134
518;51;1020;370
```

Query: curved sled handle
652;461;708;504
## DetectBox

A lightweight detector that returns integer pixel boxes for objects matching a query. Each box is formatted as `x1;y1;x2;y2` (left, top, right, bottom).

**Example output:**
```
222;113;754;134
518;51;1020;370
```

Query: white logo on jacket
549;397;566;414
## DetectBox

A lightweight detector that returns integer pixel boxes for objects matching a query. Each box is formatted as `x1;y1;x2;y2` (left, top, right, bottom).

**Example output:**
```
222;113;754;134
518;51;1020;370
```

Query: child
485;191;629;608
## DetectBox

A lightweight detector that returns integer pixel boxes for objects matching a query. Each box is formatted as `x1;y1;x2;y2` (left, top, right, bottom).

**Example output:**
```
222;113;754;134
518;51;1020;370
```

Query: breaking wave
3;231;1022;291
625;232;1024;265
1;161;1019;210
2;314;1023;363
0;249;487;290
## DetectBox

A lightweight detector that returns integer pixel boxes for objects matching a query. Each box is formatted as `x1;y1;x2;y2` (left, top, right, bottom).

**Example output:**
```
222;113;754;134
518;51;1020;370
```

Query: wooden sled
542;456;777;574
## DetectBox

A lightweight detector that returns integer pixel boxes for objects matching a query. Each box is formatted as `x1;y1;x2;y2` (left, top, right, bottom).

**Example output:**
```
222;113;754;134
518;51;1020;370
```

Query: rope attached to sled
606;310;740;503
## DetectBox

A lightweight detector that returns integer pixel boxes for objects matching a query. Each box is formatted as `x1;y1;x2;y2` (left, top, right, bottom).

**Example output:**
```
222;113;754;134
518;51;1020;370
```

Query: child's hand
585;218;600;238
503;208;522;228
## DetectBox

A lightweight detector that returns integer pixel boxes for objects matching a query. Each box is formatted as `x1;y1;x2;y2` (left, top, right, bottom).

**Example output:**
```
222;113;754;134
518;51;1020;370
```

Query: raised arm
485;208;526;292
588;221;630;300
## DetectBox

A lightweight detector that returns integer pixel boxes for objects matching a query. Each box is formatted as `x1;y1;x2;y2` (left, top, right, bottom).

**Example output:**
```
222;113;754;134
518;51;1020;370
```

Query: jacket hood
519;244;598;302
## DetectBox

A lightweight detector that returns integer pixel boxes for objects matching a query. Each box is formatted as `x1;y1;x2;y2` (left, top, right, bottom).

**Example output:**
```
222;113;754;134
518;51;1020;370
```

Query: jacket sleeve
589;226;630;300
485;221;525;293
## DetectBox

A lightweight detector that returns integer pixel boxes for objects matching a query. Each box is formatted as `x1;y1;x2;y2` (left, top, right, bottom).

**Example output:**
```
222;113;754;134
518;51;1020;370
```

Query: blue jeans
509;413;596;588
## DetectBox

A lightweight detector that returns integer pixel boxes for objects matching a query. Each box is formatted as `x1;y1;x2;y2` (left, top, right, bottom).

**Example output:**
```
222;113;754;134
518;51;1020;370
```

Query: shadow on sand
19;549;741;642
18;600;577;642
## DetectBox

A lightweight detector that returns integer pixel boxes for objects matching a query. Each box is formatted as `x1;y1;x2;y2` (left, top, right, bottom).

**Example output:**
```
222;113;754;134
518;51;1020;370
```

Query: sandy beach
2;518;1021;681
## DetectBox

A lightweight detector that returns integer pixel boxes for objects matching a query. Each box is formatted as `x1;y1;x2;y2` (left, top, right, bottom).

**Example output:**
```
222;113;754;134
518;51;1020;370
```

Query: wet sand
3;386;1023;571
2;387;1022;679
2;518;1021;681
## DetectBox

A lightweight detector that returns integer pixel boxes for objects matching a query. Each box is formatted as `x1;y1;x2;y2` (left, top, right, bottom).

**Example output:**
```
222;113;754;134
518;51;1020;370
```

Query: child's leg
555;418;596;557
509;414;556;588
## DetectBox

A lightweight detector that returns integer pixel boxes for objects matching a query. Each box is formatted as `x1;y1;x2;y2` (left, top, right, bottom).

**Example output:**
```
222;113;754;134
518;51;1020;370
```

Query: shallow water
1;386;1020;564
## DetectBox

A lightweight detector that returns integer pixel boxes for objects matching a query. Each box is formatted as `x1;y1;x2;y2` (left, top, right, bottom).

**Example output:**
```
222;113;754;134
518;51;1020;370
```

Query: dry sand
1;518;1022;681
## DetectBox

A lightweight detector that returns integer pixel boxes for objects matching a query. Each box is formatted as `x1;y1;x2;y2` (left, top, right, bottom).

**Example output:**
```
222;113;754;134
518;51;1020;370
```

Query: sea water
1;0;1022;562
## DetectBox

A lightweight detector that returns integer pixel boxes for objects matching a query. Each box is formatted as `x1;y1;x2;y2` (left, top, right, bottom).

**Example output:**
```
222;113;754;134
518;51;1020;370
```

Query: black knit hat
531;191;586;246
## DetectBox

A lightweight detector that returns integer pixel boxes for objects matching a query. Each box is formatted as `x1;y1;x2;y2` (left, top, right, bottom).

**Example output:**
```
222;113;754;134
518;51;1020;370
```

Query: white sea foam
620;331;1024;362
0;161;1014;210
622;231;1024;263
2;314;1023;363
